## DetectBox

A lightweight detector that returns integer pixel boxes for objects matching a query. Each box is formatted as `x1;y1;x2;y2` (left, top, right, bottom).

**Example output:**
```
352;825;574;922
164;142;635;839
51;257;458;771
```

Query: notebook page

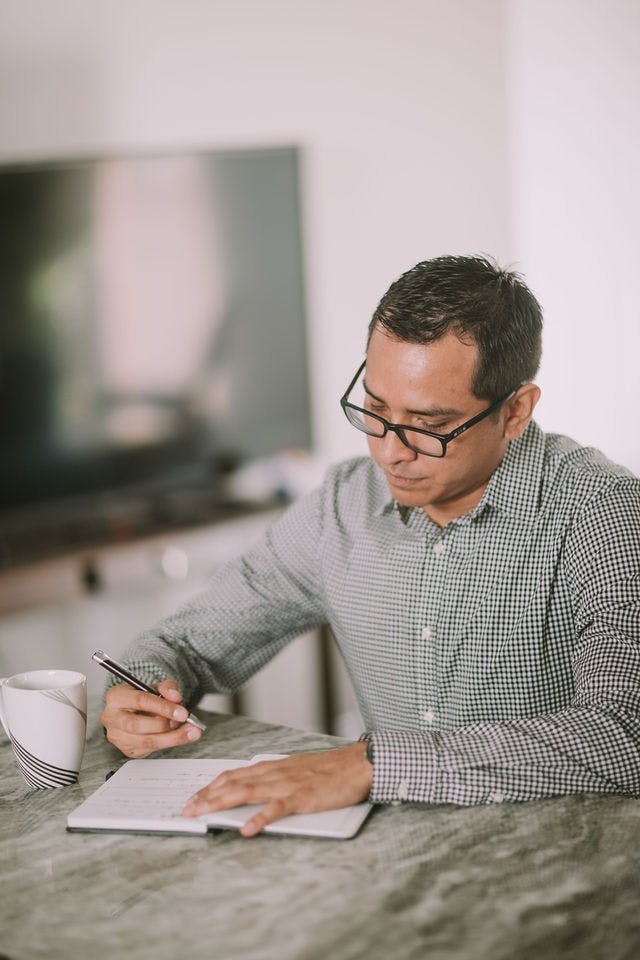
67;758;251;833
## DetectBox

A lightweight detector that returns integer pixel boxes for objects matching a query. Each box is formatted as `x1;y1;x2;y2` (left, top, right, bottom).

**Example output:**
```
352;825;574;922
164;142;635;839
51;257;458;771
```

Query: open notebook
67;754;373;839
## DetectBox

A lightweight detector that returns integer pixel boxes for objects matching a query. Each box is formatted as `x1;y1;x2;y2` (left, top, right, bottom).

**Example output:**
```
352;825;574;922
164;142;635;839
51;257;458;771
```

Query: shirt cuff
359;730;440;804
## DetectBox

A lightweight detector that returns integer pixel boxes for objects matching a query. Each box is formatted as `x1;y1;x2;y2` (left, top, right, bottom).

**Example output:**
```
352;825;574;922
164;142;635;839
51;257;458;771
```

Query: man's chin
393;493;428;510
385;477;430;508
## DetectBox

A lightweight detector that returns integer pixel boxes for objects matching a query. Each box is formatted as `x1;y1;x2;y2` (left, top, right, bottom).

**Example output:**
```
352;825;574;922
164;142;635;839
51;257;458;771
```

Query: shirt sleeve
110;480;329;707
365;479;640;805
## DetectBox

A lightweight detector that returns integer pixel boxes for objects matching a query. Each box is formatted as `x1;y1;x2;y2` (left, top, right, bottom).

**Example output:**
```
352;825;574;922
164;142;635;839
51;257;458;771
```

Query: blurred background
0;0;638;736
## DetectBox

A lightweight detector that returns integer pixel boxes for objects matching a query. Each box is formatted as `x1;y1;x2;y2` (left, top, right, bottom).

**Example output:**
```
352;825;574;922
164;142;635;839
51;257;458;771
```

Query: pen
91;649;207;731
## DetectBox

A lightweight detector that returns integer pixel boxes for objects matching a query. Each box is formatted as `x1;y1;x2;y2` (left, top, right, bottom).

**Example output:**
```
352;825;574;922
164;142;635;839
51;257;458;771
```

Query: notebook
66;754;373;839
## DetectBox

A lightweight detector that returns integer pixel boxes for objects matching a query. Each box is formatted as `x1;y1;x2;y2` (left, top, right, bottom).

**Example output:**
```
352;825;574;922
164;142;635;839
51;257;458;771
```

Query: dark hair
368;255;543;401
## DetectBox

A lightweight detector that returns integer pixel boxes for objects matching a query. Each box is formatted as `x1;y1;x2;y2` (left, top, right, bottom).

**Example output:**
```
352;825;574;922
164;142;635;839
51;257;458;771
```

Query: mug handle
0;678;10;737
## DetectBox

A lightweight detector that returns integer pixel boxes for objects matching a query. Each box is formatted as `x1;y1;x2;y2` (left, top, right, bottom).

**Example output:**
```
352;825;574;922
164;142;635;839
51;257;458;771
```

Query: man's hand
100;679;202;758
181;741;373;836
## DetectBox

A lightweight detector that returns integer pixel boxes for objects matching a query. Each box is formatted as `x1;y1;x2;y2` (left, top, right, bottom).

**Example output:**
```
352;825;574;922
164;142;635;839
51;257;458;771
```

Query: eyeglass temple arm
340;360;367;404
445;387;520;441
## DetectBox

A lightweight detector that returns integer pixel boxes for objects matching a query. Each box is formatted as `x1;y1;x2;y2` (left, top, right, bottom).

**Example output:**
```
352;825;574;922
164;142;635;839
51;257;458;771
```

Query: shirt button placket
419;623;436;727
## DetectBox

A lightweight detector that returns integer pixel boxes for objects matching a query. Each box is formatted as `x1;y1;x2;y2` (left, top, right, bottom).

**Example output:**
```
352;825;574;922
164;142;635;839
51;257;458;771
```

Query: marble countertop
2;706;640;960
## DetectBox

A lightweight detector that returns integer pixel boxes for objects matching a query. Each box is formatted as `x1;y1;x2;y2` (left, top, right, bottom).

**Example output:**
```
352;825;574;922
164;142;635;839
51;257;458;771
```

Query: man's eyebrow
363;380;462;418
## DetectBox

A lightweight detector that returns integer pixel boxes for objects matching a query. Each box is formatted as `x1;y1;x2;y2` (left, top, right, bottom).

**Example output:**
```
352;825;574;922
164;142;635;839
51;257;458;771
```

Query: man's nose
377;428;417;463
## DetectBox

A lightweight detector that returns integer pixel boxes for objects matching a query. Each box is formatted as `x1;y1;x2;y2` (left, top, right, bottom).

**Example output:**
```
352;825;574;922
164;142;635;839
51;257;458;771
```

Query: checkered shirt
119;421;640;806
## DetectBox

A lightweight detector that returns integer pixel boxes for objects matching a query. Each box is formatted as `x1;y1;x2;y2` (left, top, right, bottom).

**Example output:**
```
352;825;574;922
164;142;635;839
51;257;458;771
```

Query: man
101;255;640;836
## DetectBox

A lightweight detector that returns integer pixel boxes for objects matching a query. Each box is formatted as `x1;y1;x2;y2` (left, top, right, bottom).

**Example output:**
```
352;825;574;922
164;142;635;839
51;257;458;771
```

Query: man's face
364;324;512;525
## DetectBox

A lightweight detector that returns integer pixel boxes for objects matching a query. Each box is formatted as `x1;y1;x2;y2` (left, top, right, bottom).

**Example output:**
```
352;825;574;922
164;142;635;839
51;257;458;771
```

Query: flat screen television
0;146;311;566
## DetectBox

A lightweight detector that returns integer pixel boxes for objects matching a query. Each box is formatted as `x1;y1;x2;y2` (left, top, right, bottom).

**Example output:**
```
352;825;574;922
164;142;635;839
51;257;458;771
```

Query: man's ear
503;384;541;441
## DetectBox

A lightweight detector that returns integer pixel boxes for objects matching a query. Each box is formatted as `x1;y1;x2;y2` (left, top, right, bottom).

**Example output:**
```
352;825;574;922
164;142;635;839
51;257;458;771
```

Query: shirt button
488;790;504;804
397;781;409;802
422;709;435;725
421;625;433;641
433;541;445;556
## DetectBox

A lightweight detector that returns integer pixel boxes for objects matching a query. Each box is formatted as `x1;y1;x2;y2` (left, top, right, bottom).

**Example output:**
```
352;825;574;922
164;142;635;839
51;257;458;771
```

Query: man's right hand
100;679;202;758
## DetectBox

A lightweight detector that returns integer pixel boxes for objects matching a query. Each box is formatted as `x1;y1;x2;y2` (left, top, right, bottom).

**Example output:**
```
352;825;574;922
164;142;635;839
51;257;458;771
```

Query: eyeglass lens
344;406;443;455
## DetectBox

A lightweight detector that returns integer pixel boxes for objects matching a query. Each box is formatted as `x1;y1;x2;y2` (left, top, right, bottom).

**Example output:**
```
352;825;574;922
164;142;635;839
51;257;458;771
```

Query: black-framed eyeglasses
340;360;517;458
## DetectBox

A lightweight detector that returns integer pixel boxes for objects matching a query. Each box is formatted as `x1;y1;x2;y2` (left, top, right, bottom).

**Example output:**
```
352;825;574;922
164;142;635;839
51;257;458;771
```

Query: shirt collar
374;421;545;525
471;420;545;523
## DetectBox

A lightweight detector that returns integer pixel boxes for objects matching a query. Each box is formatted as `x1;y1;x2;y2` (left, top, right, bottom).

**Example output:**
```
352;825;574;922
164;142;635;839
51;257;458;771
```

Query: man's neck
422;476;492;528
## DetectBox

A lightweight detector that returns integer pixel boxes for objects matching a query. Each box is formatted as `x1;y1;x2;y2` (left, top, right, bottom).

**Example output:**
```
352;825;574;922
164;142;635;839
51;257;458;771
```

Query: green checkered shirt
121;421;640;806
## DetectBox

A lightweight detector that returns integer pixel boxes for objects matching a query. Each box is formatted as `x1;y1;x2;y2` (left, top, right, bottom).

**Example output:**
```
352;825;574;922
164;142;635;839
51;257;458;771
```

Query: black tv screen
0;146;311;563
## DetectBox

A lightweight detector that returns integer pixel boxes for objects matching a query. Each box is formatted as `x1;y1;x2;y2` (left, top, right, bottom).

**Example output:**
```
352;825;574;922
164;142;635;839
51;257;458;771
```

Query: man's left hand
181;742;373;836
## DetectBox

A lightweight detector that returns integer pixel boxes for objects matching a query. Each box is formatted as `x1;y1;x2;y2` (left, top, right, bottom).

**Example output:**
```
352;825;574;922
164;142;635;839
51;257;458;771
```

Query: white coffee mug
0;669;87;789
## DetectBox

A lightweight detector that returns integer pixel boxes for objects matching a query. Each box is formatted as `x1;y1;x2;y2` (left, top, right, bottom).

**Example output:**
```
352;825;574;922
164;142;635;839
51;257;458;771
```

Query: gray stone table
2;704;640;960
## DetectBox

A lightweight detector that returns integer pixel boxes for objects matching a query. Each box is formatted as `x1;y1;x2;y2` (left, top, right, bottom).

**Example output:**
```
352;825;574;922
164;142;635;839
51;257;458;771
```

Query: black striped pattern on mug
9;733;78;789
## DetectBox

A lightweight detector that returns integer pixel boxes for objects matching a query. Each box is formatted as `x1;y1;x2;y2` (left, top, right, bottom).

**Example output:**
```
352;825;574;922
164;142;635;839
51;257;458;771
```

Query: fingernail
173;707;188;721
187;726;201;741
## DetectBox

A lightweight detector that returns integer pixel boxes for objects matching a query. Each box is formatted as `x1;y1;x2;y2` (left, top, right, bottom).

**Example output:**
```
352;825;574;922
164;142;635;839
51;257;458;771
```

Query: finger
100;704;189;738
183;763;273;802
205;758;301;795
182;784;242;816
240;799;290;837
104;683;189;723
106;719;202;758
210;763;289;789
156;679;183;702
106;712;181;735
182;768;299;816
197;755;309;801
182;777;264;816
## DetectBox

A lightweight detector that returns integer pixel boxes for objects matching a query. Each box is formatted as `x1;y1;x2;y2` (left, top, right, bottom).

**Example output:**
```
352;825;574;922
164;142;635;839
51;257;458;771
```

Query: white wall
0;0;512;467
2;1;637;470
507;0;640;472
